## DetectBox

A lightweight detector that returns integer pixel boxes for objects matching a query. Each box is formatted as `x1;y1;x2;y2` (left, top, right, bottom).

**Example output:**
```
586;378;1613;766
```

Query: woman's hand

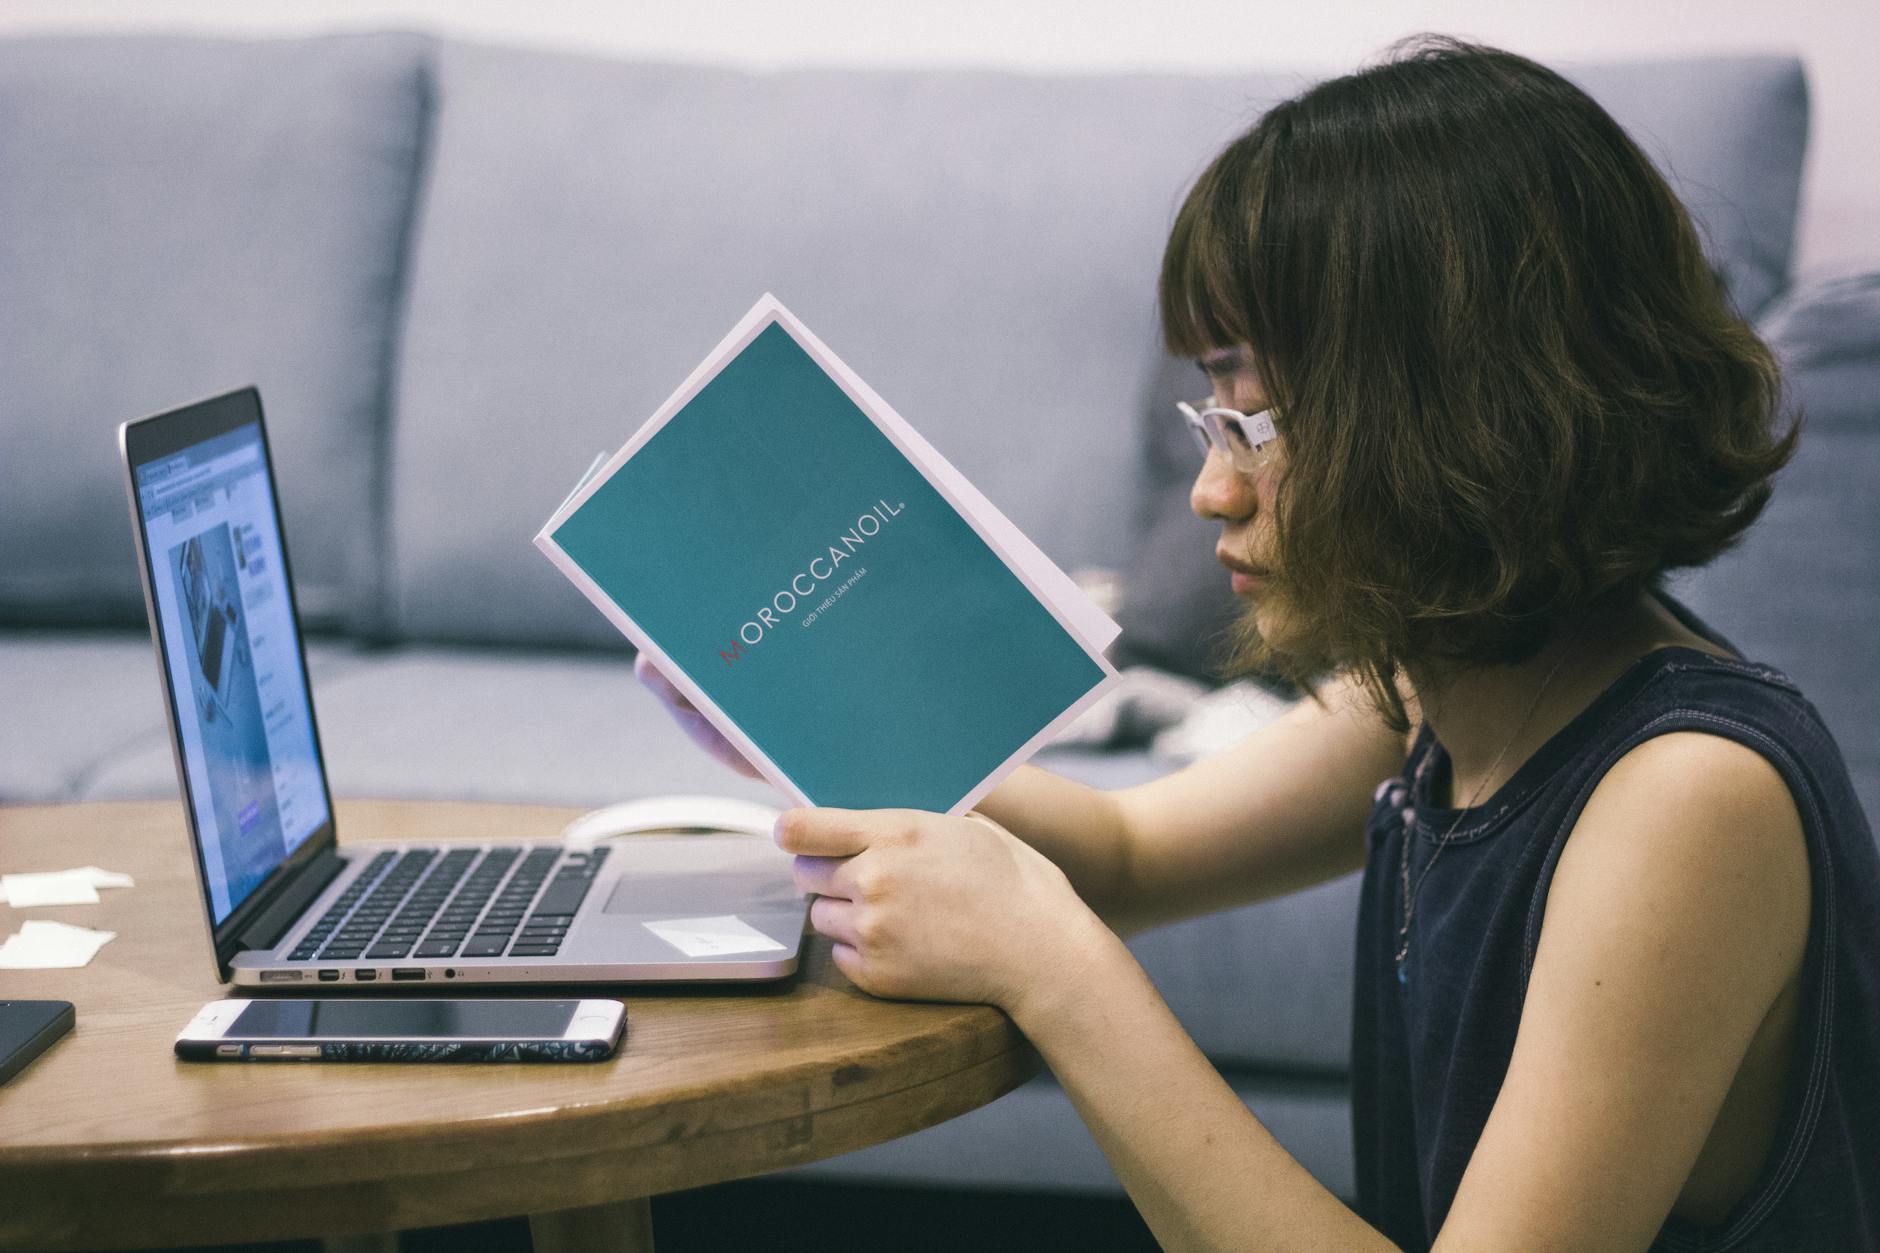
633;652;764;780
776;806;1110;1013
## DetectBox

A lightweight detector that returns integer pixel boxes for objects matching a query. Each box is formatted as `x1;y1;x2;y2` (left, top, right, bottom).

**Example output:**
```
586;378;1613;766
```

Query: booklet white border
536;294;1121;816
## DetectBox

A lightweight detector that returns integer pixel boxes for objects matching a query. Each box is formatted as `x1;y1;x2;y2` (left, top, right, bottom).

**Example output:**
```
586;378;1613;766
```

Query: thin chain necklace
1394;628;1583;972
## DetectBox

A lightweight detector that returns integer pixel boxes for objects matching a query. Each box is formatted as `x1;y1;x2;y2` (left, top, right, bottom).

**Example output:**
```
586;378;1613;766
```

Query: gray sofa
4;32;1875;1204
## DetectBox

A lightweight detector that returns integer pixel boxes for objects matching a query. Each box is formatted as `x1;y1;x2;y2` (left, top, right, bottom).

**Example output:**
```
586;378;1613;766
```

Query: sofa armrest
1670;270;1880;829
1757;270;1880;431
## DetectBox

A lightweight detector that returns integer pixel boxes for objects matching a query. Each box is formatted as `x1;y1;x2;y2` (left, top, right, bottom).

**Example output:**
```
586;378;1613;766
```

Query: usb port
354;969;378;982
260;970;304;983
391;968;425;982
318;969;341;982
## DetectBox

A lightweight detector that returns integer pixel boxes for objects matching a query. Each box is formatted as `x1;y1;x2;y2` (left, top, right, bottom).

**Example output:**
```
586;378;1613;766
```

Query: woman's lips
1216;549;1270;594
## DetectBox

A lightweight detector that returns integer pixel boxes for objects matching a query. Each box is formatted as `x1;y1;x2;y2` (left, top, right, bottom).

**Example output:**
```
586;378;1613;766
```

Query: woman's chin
1248;598;1304;654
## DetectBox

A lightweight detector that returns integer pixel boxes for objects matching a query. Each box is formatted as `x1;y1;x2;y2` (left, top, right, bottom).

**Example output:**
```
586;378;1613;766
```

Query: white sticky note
0;920;118;968
1;866;135;907
643;914;787;958
1;873;102;908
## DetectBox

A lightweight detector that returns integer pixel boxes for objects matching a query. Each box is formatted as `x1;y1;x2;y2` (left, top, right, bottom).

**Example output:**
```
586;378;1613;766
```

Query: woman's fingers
828;940;867;987
633;652;697;712
792;854;852;898
808;895;863;947
672;707;763;778
774;807;901;858
633;653;764;779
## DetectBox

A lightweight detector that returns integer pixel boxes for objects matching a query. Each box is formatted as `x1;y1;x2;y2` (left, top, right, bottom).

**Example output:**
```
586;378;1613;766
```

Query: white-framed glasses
1176;397;1281;476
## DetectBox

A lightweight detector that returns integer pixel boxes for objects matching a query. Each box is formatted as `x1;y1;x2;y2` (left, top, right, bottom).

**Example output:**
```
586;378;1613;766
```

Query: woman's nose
1189;449;1257;522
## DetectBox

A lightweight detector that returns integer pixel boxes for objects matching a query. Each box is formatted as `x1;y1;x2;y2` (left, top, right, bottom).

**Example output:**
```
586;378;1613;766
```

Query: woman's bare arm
975;671;1412;931
638;651;1408;930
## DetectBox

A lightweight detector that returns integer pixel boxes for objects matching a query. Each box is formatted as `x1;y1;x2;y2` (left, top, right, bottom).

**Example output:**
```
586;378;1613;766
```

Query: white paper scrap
1;866;135;907
1;874;101;908
643;914;787;958
0;920;118;969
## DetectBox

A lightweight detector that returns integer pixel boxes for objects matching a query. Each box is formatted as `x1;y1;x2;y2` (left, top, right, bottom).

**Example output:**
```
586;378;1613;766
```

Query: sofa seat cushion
28;632;1353;1074
44;639;1357;1073
0;32;432;632
76;644;789;809
0;631;178;804
0;630;363;804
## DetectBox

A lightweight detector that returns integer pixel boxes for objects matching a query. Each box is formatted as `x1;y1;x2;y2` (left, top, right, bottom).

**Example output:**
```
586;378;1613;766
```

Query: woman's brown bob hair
1160;37;1797;731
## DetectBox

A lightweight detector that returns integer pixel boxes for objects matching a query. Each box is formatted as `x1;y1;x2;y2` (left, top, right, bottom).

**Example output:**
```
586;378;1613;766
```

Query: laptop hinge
236;848;348;953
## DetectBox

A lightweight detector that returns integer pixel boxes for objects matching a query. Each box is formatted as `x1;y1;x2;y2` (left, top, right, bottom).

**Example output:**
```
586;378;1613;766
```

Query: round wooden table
0;801;1038;1252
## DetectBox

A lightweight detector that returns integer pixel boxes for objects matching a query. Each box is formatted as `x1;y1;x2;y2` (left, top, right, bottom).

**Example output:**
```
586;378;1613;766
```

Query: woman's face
1188;346;1296;643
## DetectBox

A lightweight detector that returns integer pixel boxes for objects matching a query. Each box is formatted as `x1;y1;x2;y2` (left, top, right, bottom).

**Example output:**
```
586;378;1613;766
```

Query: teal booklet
536;295;1120;815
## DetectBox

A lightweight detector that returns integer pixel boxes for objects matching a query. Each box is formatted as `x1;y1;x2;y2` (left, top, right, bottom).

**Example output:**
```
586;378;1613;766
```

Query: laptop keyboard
286;844;613;963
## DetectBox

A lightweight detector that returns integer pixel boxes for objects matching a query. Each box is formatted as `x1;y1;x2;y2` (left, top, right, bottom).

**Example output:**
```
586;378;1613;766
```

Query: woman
638;38;1880;1251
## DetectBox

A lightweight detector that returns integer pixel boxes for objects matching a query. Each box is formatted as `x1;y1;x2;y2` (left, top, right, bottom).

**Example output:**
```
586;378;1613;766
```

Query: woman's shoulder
1604;587;1827;746
1592;729;1807;849
1562;633;1812;907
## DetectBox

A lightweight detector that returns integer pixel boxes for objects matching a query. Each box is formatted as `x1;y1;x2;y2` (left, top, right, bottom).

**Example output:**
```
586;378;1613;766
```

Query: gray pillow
0;33;431;631
1755;272;1880;429
1562;55;1807;320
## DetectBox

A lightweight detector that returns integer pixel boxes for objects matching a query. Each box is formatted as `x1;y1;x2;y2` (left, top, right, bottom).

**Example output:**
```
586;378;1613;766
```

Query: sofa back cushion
387;47;1808;655
384;42;1303;647
1568;55;1807;321
0;33;430;631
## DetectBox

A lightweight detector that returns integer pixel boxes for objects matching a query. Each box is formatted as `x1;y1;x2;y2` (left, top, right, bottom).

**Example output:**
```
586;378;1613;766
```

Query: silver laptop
121;387;808;988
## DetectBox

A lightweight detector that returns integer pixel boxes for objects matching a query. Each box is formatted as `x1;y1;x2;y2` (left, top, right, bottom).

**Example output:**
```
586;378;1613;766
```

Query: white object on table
1;866;137;908
0;920;118;968
561;796;783;847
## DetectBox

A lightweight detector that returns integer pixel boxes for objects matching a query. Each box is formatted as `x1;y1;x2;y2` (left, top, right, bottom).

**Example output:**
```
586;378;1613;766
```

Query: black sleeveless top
1353;595;1880;1251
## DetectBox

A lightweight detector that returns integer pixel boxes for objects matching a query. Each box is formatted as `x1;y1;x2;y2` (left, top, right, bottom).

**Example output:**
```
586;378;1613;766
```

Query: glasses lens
1179;403;1216;461
1221;419;1256;459
1223;408;1279;474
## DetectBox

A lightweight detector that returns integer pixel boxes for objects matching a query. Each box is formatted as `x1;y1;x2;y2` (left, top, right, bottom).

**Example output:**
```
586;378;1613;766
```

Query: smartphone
1;1000;75;1085
175;997;625;1063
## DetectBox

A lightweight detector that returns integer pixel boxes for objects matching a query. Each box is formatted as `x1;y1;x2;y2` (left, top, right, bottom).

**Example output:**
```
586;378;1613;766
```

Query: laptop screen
131;416;330;925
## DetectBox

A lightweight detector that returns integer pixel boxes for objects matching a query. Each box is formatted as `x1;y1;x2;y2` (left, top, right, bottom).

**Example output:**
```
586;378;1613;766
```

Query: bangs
1158;130;1270;360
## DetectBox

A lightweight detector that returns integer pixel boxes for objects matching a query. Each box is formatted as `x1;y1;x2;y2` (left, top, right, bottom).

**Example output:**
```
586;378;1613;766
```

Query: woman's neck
1403;590;1722;809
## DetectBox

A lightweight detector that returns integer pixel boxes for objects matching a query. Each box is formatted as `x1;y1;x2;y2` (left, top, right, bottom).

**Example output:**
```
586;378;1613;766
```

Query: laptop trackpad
602;872;797;917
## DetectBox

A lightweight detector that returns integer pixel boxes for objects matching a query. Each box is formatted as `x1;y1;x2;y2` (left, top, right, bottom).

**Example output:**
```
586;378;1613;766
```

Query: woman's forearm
1010;922;1392;1253
972;765;1138;919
